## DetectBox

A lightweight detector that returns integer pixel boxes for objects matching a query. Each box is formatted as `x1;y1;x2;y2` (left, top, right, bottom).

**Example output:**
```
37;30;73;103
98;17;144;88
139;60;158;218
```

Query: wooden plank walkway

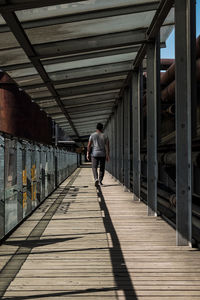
0;164;200;299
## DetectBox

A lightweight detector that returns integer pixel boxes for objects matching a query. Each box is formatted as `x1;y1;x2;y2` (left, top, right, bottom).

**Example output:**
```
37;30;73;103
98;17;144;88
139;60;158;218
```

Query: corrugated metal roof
0;0;174;141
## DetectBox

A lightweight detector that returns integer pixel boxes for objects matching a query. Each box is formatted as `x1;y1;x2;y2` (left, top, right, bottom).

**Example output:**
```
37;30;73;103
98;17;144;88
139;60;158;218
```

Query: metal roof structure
0;0;174;143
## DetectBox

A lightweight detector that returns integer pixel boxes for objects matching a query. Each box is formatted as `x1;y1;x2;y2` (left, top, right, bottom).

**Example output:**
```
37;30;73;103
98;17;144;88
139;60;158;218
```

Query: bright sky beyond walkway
161;0;200;58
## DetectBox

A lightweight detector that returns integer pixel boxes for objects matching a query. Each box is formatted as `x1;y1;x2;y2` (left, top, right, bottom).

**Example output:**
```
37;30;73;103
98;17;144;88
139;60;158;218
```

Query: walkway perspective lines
0;165;200;299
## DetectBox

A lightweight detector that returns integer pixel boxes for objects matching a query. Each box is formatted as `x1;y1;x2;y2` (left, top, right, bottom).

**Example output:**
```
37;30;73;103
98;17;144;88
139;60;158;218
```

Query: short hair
96;123;103;131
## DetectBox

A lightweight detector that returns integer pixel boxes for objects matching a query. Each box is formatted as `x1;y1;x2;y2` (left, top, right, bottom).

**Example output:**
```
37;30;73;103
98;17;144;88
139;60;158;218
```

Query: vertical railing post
123;91;128;190
120;98;124;184
26;142;32;213
108;121;111;174
146;37;160;216
124;88;131;191
116;106;120;181
127;89;131;190
118;104;122;182
132;68;141;201
0;136;5;239
17;140;23;222
114;108;118;180
111;115;115;177
175;0;195;246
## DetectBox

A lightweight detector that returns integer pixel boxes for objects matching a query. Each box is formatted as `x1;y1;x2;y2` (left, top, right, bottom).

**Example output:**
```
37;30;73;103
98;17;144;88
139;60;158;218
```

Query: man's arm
87;140;92;161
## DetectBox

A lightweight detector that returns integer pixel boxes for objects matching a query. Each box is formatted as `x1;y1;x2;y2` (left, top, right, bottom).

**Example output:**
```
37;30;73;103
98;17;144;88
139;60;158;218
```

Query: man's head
96;123;103;132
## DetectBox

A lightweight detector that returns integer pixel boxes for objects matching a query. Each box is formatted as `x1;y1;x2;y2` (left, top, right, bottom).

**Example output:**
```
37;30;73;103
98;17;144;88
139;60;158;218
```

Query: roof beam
104;0;174;129
75;120;107;126
34;29;146;58
30;62;132;89
57;80;124;98
1;46;140;71
44;101;113;113
2;11;80;138
67;103;113;113
134;0;174;69
64;99;115;109
70;110;111;119
62;92;117;107
0;0;88;12
19;71;128;90
49;61;132;82
0;2;159;31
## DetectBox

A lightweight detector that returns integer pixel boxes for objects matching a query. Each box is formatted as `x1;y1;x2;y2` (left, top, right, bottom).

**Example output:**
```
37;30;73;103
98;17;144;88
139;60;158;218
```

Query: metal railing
0;134;79;240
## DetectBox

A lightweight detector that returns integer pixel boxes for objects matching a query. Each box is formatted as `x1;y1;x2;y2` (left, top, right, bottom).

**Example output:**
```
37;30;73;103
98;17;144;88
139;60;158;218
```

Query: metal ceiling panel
55;75;126;90
67;103;114;113
34;30;146;58
61;90;120;101
70;110;112;118
0;0;174;140
0;30;19;49
0;0;88;12
42;46;140;65
28;89;52;99
6;66;38;78
49;61;132;82
0;14;5;25
49;114;66;120
0;47;30;66
64;99;115;110
74;118;108;125
61;92;117;107
44;107;62;114
14;75;44;86
57;80;123;98
38;100;57;108
160;25;174;44
25;11;155;44
44;52;137;73
15;1;159;22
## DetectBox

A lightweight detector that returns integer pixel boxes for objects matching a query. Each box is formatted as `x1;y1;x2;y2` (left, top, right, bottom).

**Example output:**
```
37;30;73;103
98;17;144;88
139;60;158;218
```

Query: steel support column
124;88;131;191
114;108;118;180
17;141;23;222
140;68;144;148
111;115;115;177
116;106;121;181
118;100;123;183
146;38;160;216
132;69;141;201
175;0;195;246
109;121;112;174
106;121;110;173
120;99;124;183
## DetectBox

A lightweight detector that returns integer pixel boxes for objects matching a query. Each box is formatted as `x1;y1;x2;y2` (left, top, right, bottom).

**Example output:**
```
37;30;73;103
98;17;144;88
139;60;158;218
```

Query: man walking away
87;123;110;187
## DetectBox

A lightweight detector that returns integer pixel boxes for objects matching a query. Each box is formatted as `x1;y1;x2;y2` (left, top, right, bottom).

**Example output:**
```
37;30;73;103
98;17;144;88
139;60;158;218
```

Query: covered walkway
0;165;200;300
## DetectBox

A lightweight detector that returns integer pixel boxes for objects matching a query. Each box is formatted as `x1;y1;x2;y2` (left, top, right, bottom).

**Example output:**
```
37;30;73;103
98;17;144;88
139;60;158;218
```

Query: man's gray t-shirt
89;132;108;157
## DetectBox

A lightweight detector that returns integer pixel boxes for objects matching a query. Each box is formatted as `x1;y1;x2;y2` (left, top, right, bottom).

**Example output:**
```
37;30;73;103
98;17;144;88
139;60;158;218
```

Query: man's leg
92;156;98;181
99;157;106;183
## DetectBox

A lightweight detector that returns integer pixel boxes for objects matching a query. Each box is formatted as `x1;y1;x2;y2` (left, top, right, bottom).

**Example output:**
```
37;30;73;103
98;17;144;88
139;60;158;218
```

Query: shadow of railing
97;185;138;300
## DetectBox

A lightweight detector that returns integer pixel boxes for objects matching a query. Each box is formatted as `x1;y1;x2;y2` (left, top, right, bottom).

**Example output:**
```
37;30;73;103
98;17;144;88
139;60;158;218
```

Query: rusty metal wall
0;72;53;145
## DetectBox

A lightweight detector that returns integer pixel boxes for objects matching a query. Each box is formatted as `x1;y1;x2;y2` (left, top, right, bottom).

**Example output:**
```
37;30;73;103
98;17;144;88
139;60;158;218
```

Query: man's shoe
99;181;103;186
95;179;99;187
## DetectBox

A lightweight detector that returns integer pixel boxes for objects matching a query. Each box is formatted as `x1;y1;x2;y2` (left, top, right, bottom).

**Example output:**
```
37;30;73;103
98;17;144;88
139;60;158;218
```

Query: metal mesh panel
0;133;78;239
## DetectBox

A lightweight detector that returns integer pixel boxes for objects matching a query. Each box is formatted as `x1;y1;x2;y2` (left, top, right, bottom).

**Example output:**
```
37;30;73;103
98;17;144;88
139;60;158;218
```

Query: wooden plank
0;166;200;300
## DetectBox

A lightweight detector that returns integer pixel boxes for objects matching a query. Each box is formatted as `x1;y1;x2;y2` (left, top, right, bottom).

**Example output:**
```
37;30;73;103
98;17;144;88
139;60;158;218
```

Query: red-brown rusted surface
0;71;53;144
